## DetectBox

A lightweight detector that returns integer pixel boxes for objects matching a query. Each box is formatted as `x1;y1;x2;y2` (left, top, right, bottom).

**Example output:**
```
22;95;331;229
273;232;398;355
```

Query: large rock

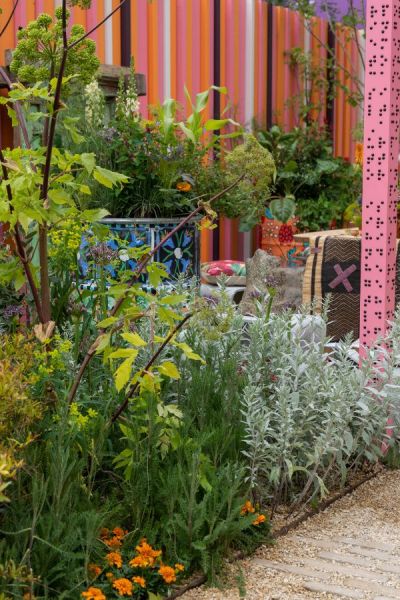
239;249;304;315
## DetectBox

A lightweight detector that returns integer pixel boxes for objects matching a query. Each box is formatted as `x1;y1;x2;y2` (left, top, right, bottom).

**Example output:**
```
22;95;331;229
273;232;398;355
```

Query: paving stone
333;537;396;553
318;551;400;576
344;579;400;599
345;546;395;562
301;557;388;582
291;536;393;562
252;558;327;580
303;581;364;598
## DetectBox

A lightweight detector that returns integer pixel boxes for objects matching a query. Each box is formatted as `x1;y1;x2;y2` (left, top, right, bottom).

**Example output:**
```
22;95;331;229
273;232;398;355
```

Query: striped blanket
302;235;400;341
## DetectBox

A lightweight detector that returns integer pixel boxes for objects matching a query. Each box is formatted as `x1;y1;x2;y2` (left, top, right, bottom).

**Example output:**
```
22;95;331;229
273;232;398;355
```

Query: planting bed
182;469;400;599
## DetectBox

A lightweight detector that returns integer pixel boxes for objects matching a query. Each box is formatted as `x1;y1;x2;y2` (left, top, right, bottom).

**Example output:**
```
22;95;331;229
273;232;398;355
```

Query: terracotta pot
260;216;305;266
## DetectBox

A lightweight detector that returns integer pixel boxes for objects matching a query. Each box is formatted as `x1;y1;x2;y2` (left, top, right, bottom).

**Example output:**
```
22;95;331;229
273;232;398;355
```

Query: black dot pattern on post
361;0;400;344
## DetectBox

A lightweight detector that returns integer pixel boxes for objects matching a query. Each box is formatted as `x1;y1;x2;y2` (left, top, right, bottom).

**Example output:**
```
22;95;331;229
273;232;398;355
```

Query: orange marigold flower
158;565;177;584
105;535;122;549
136;540;162;560
129;555;149;568
112;527;126;538
100;528;109;539
81;587;106;600
105;572;115;582
176;181;191;192
355;142;363;166
113;578;133;596
132;576;146;588
252;514;266;526
175;563;185;572
106;551;123;568
241;500;255;515
88;563;102;578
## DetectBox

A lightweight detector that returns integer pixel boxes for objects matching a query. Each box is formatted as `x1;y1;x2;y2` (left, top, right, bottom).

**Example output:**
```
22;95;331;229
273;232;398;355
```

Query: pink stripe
157;0;164;101
238;0;246;125
225;0;234;120
14;0;27;34
35;0;45;16
257;1;264;124
136;0;148;117
176;0;187;111
86;4;98;43
192;0;201;96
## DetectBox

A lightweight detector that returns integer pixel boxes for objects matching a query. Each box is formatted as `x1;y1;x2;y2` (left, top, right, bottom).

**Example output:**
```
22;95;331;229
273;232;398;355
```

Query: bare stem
111;313;193;423
68;0;129;50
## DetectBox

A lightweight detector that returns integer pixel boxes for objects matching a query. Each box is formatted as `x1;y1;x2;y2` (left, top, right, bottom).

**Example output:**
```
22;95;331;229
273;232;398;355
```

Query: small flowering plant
240;501;268;529
82;528;185;599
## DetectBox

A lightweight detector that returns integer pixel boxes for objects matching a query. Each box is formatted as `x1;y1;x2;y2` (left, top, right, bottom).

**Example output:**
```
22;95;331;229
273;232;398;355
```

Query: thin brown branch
68;0;129;50
0;0;19;40
0;67;32;150
0;148;45;323
39;0;69;323
111;313;193;423
67;176;243;405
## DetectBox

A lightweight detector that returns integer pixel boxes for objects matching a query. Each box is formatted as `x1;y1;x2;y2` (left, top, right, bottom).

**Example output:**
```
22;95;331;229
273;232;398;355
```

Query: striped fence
0;0;363;262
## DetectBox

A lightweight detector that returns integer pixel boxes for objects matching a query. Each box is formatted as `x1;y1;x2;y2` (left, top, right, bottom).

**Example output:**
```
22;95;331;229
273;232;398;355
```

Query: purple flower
88;242;119;265
2;304;22;319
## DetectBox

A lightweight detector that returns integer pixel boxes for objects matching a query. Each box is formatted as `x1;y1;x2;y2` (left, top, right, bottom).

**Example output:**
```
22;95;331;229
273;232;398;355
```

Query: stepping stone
344;579;400;599
301;557;388;582
318;551;400;576
333;537;396;553
252;558;327;580
291;536;392;562
303;581;364;598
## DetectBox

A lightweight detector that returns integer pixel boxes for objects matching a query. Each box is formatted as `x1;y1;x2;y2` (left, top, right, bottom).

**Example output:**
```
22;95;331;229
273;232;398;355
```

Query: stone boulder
239;249;304;316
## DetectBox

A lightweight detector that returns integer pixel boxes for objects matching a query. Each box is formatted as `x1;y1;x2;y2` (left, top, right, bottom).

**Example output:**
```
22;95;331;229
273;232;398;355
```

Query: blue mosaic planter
80;217;200;283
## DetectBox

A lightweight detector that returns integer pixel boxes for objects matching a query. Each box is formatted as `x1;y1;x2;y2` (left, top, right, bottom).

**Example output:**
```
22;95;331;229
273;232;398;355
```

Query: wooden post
360;0;400;350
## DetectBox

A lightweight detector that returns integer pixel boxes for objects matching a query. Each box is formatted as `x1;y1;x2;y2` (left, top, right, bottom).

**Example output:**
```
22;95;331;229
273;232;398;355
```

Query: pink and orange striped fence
0;0;363;262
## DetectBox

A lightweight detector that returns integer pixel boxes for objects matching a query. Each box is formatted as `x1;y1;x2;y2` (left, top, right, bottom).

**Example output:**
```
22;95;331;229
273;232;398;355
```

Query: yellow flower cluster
33;335;72;379
49;219;83;268
82;587;106;600
69;403;98;430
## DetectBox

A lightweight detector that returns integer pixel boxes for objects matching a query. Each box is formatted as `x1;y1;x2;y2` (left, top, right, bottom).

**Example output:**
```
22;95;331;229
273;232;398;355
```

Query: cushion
303;235;400;341
201;260;246;286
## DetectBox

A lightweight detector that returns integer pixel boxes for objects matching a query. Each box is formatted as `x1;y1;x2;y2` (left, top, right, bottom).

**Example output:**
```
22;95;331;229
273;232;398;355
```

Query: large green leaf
269;196;296;223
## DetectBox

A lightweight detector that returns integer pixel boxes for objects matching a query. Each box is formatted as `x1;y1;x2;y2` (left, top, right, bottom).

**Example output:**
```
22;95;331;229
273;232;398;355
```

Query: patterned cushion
201;260;246;286
303;235;400;341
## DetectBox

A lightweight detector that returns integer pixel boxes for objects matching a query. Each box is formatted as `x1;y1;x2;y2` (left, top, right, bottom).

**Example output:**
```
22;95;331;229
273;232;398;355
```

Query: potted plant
67;67;243;281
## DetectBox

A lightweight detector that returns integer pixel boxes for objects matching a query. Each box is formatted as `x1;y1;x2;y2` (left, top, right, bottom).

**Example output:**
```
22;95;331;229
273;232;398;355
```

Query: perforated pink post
360;0;400;350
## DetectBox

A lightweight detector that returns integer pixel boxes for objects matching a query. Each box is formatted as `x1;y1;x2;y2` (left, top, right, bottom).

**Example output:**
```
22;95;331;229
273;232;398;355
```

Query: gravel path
182;469;400;600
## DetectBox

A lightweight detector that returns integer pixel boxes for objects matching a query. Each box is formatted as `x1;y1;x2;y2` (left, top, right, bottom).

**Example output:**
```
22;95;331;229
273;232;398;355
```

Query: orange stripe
199;0;213;263
26;1;35;23
112;0;121;65
170;0;177;100
96;0;105;64
147;0;158;104
42;0;54;15
275;7;285;126
0;0;14;66
220;0;226;115
72;6;86;28
186;0;193;108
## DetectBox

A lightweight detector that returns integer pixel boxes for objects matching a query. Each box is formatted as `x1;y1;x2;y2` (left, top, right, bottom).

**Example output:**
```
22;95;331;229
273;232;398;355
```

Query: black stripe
121;0;131;67
266;3;273;129
311;236;321;309
213;0;221;261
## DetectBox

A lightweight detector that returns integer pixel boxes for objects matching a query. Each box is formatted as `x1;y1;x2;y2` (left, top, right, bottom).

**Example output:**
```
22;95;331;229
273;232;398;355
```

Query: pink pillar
360;0;400;350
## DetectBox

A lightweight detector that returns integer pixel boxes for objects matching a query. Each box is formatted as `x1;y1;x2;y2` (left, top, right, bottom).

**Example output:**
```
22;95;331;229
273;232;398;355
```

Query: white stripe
244;0;255;130
164;0;171;100
54;0;62;7
304;19;311;55
104;0;113;65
